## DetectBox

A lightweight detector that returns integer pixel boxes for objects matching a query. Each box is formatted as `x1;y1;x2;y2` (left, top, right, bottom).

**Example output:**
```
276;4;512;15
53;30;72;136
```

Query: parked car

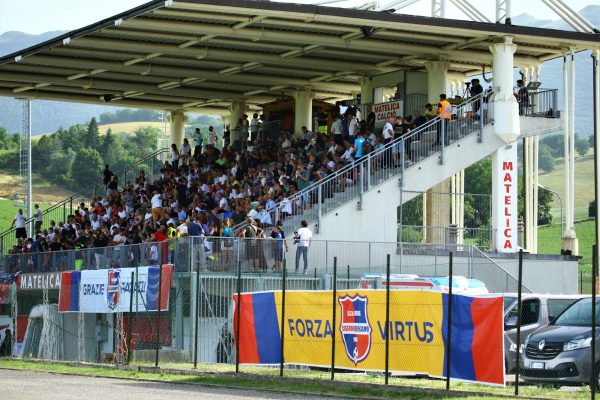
359;274;489;295
504;294;584;373
520;297;600;387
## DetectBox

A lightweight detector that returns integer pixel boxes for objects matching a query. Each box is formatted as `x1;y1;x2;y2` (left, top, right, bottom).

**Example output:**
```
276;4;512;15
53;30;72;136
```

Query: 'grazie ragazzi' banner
58;265;172;313
233;290;504;385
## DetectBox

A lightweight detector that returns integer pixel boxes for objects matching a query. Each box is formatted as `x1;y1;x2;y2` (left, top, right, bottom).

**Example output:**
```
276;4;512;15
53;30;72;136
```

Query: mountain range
0;5;599;136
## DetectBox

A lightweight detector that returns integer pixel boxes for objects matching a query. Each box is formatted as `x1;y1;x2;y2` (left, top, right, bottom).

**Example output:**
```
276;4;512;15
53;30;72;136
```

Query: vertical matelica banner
233;290;504;386
58;265;173;313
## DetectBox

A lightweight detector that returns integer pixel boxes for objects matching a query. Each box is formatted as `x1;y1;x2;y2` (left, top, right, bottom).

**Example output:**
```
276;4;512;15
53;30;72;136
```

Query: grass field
539;153;594;222
538;219;595;264
0;359;596;400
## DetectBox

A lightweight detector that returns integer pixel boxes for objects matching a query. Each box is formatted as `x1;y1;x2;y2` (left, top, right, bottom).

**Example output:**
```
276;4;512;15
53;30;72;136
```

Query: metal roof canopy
1;0;599;115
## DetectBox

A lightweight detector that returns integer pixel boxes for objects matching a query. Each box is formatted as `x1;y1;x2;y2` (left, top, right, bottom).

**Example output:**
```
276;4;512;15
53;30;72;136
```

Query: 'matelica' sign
18;272;61;290
501;161;516;251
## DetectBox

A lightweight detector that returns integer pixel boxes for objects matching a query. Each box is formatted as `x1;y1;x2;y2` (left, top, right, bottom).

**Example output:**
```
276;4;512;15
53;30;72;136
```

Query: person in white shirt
151;190;166;222
207;126;218;147
180;138;192;165
348;115;358;141
12;209;26;239
331;114;343;145
294;220;312;274
383;116;395;144
33;204;43;231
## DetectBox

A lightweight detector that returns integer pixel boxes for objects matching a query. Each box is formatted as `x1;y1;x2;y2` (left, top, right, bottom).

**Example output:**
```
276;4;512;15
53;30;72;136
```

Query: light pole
538;184;563;238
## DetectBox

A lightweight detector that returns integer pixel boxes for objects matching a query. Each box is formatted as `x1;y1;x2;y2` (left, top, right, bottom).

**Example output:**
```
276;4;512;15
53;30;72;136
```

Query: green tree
84;117;100;149
538;143;555;172
72;147;103;187
541;134;564;158
47;147;76;182
575;137;590;157
130;126;159;156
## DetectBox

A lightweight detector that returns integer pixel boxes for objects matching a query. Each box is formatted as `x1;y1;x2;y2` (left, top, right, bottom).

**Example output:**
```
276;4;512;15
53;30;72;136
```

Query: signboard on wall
58;265;172;313
233;290;504;385
373;100;403;131
18;272;62;290
492;146;518;252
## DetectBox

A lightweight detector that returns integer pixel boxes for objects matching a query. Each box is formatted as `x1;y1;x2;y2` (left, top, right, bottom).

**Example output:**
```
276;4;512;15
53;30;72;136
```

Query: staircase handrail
0;147;169;246
234;90;492;233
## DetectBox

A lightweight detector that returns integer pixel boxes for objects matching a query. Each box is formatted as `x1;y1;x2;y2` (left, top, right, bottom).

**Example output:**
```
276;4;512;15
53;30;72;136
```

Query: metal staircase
240;91;496;238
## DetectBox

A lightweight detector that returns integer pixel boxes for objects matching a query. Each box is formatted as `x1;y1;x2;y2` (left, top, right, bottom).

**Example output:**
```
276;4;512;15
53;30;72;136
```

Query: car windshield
554;298;600;327
504;296;516;312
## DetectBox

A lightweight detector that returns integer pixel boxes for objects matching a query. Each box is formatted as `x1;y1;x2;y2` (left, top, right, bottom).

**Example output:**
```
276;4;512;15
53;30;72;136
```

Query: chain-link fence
1;237;592;398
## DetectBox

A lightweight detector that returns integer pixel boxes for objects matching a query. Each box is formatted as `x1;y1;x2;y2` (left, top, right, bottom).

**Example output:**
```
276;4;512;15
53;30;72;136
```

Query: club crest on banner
106;268;121;310
338;294;372;365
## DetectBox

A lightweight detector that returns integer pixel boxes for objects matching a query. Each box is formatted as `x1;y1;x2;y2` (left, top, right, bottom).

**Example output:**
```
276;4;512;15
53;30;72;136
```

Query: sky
0;0;598;35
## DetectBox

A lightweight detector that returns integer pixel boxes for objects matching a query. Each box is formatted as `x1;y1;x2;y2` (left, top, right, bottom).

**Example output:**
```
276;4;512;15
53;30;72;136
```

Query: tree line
0;118;160;190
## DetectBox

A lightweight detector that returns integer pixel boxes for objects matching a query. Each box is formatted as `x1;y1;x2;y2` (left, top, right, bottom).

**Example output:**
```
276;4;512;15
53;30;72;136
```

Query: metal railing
236;90;494;237
400;225;495;251
520;88;559;118
0;147;170;253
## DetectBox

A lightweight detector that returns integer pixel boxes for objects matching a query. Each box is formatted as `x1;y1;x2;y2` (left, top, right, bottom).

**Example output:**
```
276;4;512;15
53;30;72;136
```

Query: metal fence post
317;185;322;232
446;251;453;391
439;119;446;165
385;254;391;385
346;265;350;290
400;139;405;187
358;163;364;210
367;153;372;189
331;257;337;381
154;264;163;367
235;254;242;373
592;245;597;399
279;265;287;377
193;263;200;368
127;271;134;365
514;249;524;395
478;95;484;143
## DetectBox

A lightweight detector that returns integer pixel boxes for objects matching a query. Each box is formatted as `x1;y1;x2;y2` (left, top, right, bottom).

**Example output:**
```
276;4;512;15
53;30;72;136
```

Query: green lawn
539;153;594;222
0;359;596;400
538;219;595;264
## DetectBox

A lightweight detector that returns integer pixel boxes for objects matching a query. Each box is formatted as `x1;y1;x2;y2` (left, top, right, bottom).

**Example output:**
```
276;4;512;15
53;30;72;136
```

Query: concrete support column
293;88;313;137
490;37;519;252
424;60;451;244
168;110;186;148
523;136;539;253
561;48;579;255
229;99;246;143
451;170;465;244
359;77;374;117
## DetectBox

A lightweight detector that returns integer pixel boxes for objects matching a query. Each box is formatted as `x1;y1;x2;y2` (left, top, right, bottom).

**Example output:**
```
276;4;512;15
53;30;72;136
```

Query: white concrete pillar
425;60;450;104
293;88;313;137
560;48;578;255
450;170;465;244
168;110;186;148
424;60;451;244
229;99;246;143
490;37;520;252
359;77;374;117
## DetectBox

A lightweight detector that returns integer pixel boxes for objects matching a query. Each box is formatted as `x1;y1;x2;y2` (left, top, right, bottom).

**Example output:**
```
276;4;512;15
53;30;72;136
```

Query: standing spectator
250;113;259;142
171;143;180;170
223;124;231;149
294;220;312;274
12;209;26;240
436;94;452;146
102;165;114;190
208;126;218;147
151;189;166;222
180;138;192;165
366;106;376;132
424;103;436;120
193;127;204;158
331;114;343;145
33;204;43;231
242;115;250;142
270;224;287;271
515;79;529;116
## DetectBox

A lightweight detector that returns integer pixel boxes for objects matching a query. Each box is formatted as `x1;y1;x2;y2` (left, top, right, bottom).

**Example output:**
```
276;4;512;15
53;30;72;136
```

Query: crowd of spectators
6;102;446;272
